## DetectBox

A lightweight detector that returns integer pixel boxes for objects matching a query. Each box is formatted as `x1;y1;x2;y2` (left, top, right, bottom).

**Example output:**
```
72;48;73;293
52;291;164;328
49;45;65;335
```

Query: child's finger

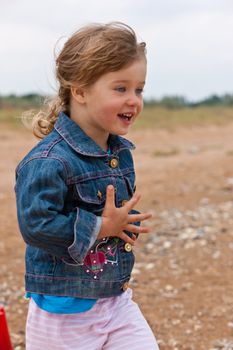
127;212;152;223
124;223;151;234
104;185;115;208
118;231;136;245
124;192;141;211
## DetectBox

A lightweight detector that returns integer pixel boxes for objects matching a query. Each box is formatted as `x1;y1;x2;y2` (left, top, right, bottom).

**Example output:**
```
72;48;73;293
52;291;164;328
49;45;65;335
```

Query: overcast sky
1;0;233;101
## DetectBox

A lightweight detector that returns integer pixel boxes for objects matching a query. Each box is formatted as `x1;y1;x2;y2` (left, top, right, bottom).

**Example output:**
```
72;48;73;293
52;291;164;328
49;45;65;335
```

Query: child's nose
126;94;142;108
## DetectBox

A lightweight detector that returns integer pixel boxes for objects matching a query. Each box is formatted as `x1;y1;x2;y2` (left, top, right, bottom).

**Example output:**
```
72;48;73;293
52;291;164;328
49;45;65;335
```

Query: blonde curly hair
31;22;146;138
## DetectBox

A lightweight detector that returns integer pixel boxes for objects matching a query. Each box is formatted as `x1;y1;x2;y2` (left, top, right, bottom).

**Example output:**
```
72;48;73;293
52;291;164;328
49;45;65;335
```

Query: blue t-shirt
26;292;96;313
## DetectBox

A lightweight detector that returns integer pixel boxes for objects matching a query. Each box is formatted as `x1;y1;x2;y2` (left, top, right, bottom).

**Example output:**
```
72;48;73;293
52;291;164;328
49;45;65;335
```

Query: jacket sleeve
15;157;101;264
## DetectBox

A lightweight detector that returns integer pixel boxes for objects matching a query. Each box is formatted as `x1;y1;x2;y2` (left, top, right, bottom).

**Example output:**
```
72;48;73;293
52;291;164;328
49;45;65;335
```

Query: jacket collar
54;112;135;157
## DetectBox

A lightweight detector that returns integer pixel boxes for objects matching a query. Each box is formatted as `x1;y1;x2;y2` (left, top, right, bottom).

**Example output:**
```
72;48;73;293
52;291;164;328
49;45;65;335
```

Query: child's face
82;58;146;138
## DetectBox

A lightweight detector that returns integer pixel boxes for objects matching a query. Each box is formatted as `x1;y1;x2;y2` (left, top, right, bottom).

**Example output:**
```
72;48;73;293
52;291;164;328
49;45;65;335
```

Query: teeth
118;113;133;121
118;113;133;118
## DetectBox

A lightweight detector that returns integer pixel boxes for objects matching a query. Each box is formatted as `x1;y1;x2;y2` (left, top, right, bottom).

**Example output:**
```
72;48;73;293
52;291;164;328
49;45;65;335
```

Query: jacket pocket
74;177;116;213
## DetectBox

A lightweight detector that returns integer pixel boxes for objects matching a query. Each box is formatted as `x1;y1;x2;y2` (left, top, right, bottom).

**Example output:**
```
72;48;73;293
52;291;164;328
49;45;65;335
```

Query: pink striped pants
26;288;159;349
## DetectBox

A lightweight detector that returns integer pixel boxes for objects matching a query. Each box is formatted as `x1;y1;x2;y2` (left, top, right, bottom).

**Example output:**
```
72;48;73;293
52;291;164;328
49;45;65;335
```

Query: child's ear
71;86;86;104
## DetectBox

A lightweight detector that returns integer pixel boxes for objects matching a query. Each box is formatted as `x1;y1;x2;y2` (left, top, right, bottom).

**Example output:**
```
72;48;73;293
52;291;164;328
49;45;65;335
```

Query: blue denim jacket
15;112;140;298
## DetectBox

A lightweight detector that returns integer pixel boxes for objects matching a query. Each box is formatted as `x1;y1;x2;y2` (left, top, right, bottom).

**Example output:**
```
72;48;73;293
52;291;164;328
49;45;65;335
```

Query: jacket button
124;243;132;252
121;199;128;206
110;158;118;168
122;282;129;291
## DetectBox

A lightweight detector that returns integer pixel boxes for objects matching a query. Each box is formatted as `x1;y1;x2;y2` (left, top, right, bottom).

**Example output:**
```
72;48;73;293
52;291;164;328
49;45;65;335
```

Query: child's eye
136;88;144;95
115;87;126;92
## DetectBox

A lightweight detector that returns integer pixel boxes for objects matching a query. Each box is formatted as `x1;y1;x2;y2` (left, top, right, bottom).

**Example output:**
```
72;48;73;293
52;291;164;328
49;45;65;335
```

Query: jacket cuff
67;208;101;264
88;216;102;248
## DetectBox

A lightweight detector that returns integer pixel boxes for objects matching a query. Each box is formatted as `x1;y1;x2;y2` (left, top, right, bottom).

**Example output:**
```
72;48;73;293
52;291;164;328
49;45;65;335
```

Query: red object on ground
0;306;13;350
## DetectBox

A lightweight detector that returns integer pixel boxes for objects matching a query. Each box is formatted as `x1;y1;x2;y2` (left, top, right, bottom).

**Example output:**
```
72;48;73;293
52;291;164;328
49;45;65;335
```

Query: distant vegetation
0;93;233;129
0;94;44;109
1;93;233;109
145;94;233;108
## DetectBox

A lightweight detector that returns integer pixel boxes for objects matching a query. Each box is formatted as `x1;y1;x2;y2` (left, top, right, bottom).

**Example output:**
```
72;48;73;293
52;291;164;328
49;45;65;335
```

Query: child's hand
97;185;152;245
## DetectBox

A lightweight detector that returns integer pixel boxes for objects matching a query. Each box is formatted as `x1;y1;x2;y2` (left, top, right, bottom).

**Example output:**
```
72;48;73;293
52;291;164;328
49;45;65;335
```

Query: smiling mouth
117;113;133;121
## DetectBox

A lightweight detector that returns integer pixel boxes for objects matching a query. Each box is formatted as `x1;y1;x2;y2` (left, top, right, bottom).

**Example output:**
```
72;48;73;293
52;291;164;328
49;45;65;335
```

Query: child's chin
117;127;132;136
113;130;129;136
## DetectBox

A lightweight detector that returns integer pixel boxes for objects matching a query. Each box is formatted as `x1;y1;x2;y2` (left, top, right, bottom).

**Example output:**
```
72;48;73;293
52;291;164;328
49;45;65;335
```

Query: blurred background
1;0;233;101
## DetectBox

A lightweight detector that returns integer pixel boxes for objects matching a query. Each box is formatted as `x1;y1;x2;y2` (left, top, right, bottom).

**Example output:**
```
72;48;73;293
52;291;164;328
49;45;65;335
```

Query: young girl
15;22;159;349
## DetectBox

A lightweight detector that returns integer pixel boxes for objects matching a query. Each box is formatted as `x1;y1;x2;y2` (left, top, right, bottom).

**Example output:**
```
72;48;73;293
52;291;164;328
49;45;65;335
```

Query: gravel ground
1;123;233;349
